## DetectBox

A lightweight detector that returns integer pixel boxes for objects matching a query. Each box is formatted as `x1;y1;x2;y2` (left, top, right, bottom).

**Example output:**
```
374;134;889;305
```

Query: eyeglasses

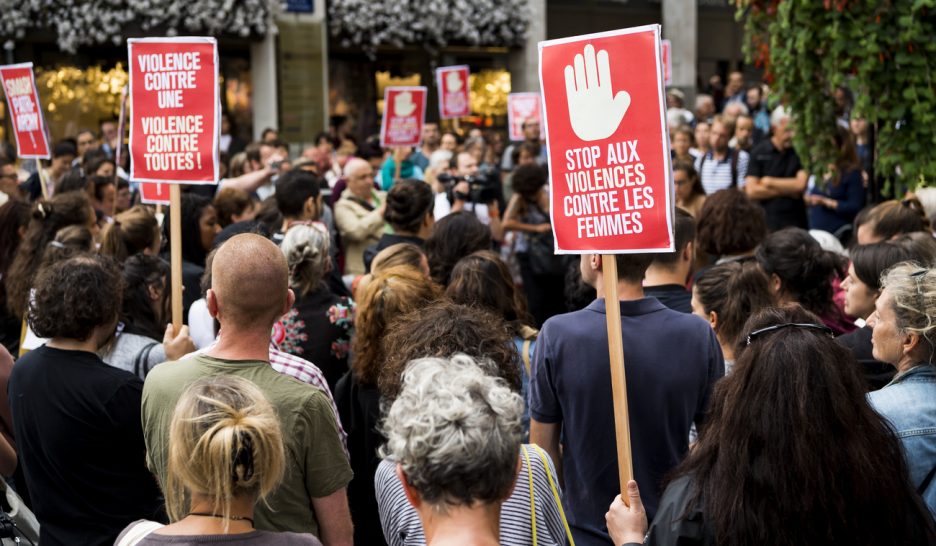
745;323;834;345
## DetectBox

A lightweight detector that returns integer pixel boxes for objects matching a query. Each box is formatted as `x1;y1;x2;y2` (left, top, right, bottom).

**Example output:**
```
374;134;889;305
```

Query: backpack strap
918;464;936;497
132;342;159;378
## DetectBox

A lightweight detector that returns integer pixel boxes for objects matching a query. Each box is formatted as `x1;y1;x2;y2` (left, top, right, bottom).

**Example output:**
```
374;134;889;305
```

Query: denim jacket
868;364;936;515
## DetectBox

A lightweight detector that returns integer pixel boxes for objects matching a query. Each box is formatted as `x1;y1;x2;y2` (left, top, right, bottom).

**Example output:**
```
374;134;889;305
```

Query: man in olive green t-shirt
142;234;353;545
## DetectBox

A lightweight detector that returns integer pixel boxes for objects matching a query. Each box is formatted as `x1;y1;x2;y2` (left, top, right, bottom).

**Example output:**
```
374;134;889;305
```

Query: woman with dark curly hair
363;178;434;273
334;265;439;546
424;211;491;285
756;227;854;334
695;188;767;265
608;304;936;546
9;254;164;545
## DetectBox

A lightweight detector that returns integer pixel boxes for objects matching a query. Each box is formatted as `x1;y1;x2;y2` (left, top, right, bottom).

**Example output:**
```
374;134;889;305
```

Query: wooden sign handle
35;158;48;200
169;184;183;332
601;254;634;497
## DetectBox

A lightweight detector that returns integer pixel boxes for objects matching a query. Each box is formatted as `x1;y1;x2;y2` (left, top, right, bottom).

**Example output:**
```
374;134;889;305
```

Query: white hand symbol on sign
564;44;631;142
445;71;463;92
394;91;417;117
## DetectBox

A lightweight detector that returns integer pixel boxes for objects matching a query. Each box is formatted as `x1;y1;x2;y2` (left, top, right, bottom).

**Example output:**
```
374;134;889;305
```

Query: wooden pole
601;254;634;497
169;184;183;332
35;158;47;200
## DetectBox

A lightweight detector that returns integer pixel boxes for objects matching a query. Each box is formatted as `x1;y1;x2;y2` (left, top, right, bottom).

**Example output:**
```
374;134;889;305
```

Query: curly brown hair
28;254;124;342
696;188;767;257
352;265;440;385
378;300;521;402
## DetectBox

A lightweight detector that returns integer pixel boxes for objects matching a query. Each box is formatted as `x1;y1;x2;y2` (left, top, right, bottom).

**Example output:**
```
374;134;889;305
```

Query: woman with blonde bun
116;376;321;545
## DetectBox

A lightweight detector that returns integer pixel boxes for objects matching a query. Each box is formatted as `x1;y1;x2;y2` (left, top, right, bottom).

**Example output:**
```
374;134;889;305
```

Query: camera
438;172;499;205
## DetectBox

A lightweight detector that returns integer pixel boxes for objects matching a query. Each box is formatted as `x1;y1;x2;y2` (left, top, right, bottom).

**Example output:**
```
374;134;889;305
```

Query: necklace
188;512;254;526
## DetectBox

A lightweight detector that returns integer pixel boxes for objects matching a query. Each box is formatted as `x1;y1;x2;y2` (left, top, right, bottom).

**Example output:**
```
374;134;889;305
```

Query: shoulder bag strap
918;464;936;497
133;342;159;378
115;520;165;546
730;148;740;188
532;444;576;546
521;445;537;546
522;339;533;376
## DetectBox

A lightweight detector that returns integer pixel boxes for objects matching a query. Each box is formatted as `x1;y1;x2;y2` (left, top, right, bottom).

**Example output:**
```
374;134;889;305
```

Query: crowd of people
0;67;934;546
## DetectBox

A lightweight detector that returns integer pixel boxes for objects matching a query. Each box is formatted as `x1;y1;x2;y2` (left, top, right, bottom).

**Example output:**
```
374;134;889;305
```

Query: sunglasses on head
745;323;834;346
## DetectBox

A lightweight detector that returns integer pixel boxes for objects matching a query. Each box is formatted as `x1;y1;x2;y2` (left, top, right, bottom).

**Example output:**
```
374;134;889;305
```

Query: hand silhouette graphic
394;91;417;117
445;71;463;92
563;44;630;142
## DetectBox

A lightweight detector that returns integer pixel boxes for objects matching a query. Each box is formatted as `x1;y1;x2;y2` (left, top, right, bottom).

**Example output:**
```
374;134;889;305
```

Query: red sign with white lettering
380;86;427;148
539;25;673;254
129;37;219;185
507;93;541;142
0;63;50;159
139;182;171;205
436;66;471;119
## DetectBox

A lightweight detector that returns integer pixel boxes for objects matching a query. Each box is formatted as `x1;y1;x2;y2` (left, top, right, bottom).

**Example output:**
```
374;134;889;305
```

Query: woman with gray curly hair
868;262;936;514
382;354;524;546
278;224;354;390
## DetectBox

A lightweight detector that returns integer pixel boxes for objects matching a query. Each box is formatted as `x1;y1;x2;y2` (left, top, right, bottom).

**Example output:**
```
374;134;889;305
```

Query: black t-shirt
748;139;807;231
9;345;164;546
836;326;896;391
644;284;692;313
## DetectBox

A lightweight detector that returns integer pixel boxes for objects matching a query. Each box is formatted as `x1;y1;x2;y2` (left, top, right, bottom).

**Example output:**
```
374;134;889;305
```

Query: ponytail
99;206;159;264
695;261;775;351
165;377;284;527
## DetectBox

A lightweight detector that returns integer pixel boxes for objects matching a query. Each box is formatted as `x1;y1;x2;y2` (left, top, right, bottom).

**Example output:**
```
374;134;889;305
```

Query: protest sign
435;65;471;119
380;86;427;148
0;63;51;160
539;24;672;495
662;39;672;87
507;92;541;142
540;25;673;255
128;37;219;185
140;182;171;205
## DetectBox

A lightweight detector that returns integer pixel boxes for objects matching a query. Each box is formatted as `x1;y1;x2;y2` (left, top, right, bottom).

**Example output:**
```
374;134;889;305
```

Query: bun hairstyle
863;199;929;241
280;224;330;297
756;227;841;316
694;261;775;351
384;178;433;234
100;206;160;263
166;376;285;527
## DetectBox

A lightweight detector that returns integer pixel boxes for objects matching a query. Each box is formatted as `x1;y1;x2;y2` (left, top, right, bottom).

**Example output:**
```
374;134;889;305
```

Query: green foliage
736;0;936;191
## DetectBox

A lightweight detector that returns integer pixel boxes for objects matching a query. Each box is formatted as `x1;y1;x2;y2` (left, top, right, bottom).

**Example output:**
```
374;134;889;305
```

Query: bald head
345;157;376;199
210;233;290;331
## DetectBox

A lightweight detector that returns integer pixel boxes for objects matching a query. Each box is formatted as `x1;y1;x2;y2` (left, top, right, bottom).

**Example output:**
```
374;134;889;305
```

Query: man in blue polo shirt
530;253;724;546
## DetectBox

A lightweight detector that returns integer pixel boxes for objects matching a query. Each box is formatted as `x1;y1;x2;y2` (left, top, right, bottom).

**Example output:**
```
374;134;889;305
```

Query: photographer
434;151;504;241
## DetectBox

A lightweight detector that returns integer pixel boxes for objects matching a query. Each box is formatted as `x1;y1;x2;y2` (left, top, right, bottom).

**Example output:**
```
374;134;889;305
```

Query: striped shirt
694;148;750;195
191;342;348;458
375;446;569;546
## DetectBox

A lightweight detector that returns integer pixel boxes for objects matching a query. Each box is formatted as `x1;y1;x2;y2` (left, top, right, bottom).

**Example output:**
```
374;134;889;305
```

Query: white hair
380;354;523;510
770;105;791;128
428;149;453;171
280;224;330;295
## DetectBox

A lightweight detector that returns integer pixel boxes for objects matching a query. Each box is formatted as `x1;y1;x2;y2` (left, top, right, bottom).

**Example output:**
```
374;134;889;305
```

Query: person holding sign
529;252;724;546
605;305;936;546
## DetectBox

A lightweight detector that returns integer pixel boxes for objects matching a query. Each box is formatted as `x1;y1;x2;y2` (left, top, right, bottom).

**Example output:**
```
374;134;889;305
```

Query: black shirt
9;345;164;546
644;284;692;313
836;326;896;391
748;139;807;231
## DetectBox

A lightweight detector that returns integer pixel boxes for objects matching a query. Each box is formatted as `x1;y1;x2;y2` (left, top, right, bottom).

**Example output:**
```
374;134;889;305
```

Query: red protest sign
539;25;673;254
380;86;427;148
507;93;541;142
435;66;470;119
129;37;219;185
0;63;50;159
661;39;672;86
140;182;171;205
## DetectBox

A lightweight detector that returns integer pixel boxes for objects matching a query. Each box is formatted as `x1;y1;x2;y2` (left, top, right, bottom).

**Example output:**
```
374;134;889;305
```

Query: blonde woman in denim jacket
868;263;936;515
